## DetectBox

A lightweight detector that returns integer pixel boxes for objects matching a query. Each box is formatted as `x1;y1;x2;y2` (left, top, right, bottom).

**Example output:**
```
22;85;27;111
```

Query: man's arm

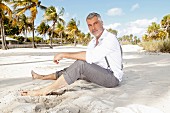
53;51;86;64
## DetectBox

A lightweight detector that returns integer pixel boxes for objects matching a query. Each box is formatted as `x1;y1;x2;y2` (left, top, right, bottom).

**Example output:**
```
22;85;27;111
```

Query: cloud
107;18;158;38
104;23;121;29
131;3;139;11
107;8;123;16
129;18;158;27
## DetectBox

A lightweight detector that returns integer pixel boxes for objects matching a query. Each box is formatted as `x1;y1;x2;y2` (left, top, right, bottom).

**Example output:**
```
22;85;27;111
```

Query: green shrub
141;39;170;53
10;35;24;44
160;38;170;53
141;40;161;52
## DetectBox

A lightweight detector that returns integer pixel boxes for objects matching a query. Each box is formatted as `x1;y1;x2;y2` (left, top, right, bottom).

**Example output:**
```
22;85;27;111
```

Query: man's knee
74;60;86;66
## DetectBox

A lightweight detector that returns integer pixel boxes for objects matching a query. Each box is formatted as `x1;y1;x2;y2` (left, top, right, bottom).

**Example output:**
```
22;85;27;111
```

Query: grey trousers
56;60;119;88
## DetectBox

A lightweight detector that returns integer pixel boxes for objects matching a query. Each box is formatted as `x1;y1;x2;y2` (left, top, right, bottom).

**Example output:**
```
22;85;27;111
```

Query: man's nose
91;25;95;30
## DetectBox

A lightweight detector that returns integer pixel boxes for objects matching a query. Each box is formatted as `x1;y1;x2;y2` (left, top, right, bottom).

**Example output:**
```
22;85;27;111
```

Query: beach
0;45;170;113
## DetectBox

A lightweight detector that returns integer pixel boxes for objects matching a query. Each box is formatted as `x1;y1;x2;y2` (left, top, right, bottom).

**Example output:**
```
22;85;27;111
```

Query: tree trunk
49;35;52;48
23;26;27;42
74;32;76;46
60;32;63;46
0;18;8;50
32;21;36;48
166;32;169;39
50;22;55;49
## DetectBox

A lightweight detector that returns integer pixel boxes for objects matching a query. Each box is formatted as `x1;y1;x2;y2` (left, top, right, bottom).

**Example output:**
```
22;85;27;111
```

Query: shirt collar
92;29;106;43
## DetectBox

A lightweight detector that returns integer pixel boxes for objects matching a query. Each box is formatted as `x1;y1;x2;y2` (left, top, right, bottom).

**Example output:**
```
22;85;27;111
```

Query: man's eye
94;22;98;25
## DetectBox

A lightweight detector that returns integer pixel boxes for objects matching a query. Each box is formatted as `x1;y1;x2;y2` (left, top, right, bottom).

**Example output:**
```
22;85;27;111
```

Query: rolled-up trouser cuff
55;67;68;78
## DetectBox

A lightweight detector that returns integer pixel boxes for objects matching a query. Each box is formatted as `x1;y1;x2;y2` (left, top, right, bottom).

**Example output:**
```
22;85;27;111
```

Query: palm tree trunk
49;35;53;48
60;32;63;46
24;29;28;42
166;32;169;39
50;22;55;48
32;21;36;48
74;32;76;46
164;24;170;39
0;18;8;50
23;26;27;42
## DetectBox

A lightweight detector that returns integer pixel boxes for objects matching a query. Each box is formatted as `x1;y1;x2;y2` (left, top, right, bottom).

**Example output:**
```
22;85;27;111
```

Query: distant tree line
0;0;92;50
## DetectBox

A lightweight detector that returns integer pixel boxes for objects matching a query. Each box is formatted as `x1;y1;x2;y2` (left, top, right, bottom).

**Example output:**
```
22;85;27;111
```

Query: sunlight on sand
0;45;169;113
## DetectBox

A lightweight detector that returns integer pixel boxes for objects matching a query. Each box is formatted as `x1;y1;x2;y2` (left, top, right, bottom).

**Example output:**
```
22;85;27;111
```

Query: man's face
86;16;104;38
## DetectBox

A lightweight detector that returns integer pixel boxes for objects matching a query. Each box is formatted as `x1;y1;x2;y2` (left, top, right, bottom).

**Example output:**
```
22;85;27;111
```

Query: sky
33;0;170;38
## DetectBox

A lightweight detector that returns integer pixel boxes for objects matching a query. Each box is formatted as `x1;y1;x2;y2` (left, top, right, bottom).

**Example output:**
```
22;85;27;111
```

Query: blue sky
34;0;170;38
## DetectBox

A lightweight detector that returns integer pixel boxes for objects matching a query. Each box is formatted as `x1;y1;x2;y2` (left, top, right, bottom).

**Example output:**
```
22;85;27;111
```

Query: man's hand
53;53;64;64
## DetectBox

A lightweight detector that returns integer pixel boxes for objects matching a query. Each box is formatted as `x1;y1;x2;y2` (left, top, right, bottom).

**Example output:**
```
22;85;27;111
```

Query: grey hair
86;12;102;21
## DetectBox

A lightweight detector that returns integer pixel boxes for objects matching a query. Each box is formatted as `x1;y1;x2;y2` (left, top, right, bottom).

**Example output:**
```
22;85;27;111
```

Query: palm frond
0;2;12;18
39;5;47;10
58;7;64;16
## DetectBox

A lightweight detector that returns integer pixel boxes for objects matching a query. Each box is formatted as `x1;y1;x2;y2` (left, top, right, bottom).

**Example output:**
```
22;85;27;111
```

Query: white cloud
104;23;121;29
129;18;158;27
107;8;123;16
106;18;158;38
131;3;139;11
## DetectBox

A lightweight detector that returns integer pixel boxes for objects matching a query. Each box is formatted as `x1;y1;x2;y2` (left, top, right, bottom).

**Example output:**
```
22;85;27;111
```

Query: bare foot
21;90;48;96
31;70;44;79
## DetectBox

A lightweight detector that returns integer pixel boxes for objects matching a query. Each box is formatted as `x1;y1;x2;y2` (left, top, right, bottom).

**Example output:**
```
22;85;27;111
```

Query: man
21;12;123;96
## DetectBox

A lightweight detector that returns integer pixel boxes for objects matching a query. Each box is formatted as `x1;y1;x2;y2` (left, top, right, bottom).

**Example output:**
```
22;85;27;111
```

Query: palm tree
76;30;84;44
0;0;12;50
158;29;167;40
161;14;170;39
44;6;65;48
77;32;91;45
84;33;92;45
66;18;80;46
54;22;65;45
134;36;138;44
36;22;50;41
147;22;160;40
130;34;133;43
142;34;148;42
17;14;32;41
12;0;46;48
107;28;118;36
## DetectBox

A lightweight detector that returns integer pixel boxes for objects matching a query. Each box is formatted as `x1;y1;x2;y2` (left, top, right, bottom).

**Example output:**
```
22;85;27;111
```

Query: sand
0;45;170;113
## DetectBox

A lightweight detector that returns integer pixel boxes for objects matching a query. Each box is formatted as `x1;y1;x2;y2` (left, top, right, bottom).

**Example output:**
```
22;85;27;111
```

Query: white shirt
86;29;123;82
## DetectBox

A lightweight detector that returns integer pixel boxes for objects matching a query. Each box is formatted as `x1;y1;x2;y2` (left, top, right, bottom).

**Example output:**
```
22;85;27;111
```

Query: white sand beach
0;45;170;113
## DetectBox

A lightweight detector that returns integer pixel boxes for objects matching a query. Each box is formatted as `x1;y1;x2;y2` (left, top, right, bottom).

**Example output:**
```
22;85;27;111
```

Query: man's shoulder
89;37;95;43
102;30;117;41
105;29;117;37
